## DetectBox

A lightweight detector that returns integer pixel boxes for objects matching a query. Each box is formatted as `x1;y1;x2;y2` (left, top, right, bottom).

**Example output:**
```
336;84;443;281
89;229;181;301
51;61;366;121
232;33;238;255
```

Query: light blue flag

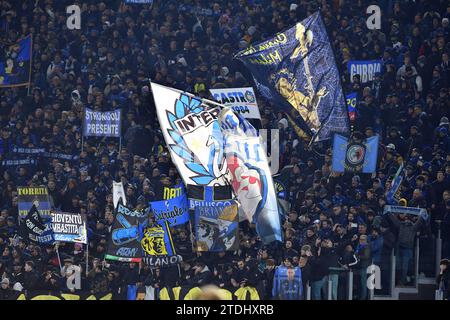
332;134;379;173
218;108;282;244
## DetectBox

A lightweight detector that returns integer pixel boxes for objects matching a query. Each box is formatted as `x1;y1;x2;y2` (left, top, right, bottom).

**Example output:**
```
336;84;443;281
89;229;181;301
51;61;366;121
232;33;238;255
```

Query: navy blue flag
83;108;121;137
235;12;349;142
19;205;55;245
332;134;379;173
0;35;32;87
150;192;189;227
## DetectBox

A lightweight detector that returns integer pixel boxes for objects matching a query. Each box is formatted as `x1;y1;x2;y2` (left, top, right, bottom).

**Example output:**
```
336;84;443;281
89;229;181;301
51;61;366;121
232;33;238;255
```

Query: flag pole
85;242;89;276
55;243;63;273
149;81;226;109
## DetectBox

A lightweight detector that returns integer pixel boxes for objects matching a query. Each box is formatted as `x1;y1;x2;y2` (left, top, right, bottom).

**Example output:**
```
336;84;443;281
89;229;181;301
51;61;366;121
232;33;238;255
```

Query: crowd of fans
0;0;449;300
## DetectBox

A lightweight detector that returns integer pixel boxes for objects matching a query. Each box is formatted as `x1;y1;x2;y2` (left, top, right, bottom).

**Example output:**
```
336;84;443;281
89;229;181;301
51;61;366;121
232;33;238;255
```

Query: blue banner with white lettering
0;35;32;87
151;192;189;227
348;60;382;84
332;134;379;173
235;12;349;142
346;92;357;122
83;108;121;137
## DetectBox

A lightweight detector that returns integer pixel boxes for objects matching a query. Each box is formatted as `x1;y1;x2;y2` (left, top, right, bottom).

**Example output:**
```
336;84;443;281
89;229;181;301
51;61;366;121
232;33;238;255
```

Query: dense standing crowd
0;0;449;300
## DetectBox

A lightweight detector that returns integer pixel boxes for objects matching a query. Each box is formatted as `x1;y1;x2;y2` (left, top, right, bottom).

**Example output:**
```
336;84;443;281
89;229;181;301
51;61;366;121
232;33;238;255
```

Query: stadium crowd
0;0;449;300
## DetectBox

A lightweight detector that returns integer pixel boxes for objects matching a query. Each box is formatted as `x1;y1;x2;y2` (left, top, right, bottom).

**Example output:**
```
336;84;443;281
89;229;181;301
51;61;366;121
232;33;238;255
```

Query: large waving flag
235;12;349;142
0;35;32;87
150;82;228;186
218;107;282;244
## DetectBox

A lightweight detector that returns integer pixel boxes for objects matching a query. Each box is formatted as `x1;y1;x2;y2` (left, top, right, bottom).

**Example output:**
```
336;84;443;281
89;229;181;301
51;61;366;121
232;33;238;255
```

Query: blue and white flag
83;108;121;137
151;192;189;227
235;12;349;142
150;82;228;186
348;60;382;83
189;185;239;252
50;212;87;244
332;134;379;173
218;108;282;244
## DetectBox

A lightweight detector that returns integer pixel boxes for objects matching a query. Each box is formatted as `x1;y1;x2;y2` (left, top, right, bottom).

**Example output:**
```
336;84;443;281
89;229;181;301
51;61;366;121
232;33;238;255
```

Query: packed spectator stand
0;0;449;300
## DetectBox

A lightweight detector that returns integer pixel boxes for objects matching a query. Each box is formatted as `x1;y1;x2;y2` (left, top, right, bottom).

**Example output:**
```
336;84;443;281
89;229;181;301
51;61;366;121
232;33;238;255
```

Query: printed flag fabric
218;107;282;244
188;185;239;252
50;212;87;244
83;108;121;137
150;82;228;186
348;60;382;83
151;192;189;227
19;205;55;245
139;220;176;257
17;186;52;218
0;35;32;87
105;201;147;262
235;12;349;142
210;87;261;120
331;134;379;173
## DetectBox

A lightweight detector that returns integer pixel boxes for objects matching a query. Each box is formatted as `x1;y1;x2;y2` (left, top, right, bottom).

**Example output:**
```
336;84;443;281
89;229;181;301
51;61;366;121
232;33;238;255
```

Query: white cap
290;3;298;11
386;143;396;150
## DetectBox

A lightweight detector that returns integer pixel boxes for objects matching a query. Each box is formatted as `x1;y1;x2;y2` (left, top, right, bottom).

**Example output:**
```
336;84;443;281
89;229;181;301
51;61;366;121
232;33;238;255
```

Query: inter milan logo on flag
345;142;366;172
332;134;379;174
